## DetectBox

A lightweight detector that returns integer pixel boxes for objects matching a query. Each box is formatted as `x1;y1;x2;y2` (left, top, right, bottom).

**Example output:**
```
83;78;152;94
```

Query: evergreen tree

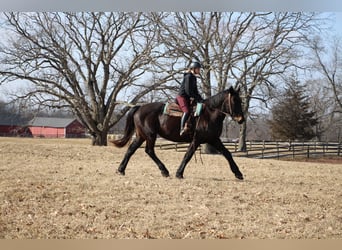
270;78;319;141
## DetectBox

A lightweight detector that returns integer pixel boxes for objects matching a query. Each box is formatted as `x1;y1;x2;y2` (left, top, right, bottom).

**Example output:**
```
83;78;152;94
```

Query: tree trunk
238;121;247;152
91;131;108;146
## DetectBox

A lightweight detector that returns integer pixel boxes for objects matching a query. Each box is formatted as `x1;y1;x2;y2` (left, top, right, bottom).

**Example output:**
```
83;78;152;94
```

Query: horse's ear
228;86;234;93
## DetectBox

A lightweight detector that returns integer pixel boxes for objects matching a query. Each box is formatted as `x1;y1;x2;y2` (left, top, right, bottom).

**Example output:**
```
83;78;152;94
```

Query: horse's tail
111;105;140;148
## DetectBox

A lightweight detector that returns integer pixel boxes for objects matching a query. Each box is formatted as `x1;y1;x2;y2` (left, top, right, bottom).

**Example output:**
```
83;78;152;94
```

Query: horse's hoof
235;174;243;180
161;171;170;177
116;169;125;176
176;173;184;179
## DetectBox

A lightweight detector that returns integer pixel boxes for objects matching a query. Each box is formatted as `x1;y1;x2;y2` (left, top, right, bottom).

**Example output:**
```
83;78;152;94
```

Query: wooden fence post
291;141;295;159
277;141;280;159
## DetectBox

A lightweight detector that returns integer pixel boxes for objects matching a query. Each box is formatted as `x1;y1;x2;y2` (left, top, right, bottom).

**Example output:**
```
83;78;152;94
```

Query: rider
176;61;204;136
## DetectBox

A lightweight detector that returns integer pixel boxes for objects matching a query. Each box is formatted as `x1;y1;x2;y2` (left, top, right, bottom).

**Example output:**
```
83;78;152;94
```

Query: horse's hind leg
145;137;170;177
117;136;144;175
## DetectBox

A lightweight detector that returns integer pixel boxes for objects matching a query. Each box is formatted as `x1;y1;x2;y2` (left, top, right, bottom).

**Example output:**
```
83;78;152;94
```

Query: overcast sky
1;0;342;12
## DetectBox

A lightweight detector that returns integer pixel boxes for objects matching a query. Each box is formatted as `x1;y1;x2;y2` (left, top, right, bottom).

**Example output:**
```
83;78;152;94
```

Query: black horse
112;86;245;180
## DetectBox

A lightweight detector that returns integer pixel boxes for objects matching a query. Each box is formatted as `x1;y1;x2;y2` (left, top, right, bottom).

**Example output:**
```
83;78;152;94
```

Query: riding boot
180;112;189;136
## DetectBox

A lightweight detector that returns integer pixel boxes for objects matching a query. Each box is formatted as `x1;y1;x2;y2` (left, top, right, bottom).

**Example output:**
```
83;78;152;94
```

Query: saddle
163;102;204;117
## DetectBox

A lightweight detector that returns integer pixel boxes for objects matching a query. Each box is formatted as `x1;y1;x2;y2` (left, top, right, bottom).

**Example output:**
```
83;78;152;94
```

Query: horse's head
224;87;245;124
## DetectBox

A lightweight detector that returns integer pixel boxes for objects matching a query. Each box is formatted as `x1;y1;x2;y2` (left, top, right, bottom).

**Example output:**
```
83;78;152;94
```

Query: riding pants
176;95;191;132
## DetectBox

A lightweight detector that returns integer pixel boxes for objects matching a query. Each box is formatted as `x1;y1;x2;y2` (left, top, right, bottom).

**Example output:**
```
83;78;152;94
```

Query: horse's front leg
176;140;200;179
210;139;243;180
145;137;170;177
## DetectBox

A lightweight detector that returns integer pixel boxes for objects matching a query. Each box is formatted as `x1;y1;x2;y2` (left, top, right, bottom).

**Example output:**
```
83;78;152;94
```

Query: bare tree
308;35;342;142
152;12;323;151
310;36;342;113
0;12;161;145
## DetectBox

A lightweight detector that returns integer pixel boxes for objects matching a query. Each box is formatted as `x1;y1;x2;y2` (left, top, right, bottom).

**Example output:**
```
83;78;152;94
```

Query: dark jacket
178;73;204;102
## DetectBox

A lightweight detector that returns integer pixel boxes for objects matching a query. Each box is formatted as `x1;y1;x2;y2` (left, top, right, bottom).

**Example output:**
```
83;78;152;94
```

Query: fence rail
156;139;342;159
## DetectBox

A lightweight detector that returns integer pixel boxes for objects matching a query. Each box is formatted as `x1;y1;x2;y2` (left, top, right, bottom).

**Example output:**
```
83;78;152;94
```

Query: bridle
220;93;233;116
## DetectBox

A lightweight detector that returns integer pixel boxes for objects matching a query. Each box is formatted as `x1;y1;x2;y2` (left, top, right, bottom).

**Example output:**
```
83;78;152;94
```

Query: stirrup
180;128;188;136
180;129;185;136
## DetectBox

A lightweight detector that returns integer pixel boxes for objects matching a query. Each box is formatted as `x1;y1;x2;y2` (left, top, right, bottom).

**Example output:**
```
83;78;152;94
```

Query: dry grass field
0;137;341;239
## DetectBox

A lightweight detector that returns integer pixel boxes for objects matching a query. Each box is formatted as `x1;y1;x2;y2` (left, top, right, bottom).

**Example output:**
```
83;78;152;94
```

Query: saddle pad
163;102;183;117
163;102;203;117
194;103;203;117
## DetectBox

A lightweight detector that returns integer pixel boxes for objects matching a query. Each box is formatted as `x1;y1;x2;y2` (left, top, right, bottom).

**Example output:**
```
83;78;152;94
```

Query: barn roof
29;117;78;128
0;113;28;126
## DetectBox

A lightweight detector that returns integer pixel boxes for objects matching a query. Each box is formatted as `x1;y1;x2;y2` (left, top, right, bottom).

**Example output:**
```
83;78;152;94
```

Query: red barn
0;115;31;137
0;123;19;136
28;117;86;138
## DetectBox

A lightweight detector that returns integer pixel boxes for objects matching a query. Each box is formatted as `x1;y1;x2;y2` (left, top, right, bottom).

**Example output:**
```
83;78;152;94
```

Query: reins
192;113;204;165
219;92;232;116
192;93;232;165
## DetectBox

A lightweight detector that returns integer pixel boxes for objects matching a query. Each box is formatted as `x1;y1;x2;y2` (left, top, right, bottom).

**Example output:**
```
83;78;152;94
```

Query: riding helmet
189;61;201;69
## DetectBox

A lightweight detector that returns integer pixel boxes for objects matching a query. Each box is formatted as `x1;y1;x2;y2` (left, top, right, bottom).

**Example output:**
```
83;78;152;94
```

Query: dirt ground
0;137;341;239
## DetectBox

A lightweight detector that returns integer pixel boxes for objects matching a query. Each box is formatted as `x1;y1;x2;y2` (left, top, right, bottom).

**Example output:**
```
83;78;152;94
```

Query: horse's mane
205;89;229;109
